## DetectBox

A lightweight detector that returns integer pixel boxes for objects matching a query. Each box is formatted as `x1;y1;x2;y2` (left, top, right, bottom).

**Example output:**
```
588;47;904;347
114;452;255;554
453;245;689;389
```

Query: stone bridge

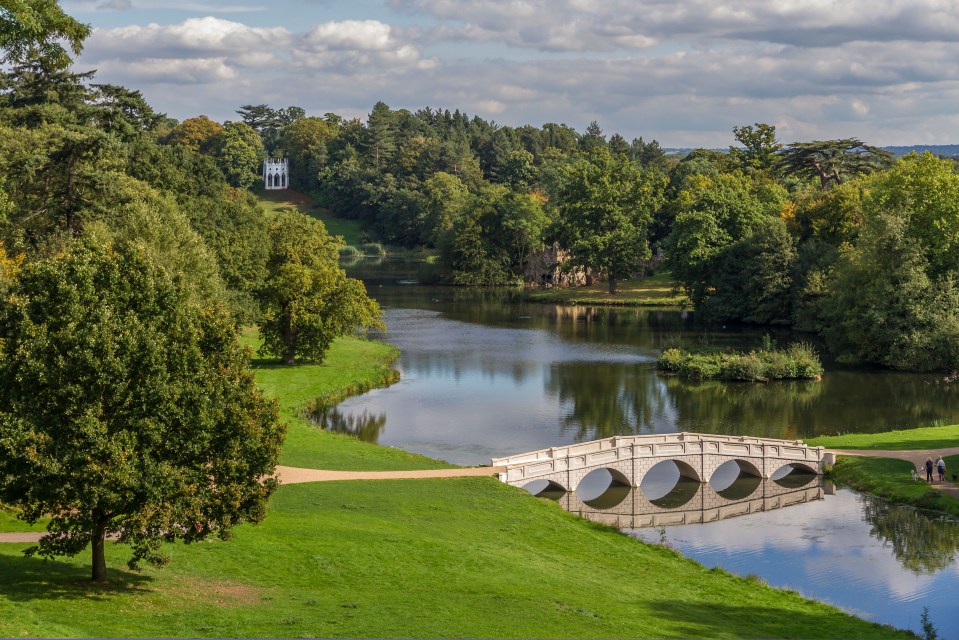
561;478;825;530
490;432;824;492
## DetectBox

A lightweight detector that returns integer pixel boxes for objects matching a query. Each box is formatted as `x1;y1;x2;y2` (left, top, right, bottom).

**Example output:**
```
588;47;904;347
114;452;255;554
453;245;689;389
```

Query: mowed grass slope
808;424;959;451
0;477;913;638
257;188;364;245
0;337;913;638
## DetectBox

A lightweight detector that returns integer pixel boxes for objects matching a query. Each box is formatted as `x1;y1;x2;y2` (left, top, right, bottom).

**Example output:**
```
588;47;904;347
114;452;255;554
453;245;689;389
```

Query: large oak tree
0;240;285;582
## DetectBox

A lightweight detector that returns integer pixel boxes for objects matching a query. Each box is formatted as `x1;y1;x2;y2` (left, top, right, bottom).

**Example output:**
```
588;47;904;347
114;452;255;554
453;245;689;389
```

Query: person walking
925;457;934;482
937;456;946;482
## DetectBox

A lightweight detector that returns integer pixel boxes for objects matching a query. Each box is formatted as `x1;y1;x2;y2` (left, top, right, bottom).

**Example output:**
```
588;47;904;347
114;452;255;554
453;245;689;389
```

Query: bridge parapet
492;432;824;490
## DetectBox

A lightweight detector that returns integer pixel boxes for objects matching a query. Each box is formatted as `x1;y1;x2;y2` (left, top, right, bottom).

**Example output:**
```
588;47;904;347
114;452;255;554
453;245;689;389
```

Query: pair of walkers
924;456;947;482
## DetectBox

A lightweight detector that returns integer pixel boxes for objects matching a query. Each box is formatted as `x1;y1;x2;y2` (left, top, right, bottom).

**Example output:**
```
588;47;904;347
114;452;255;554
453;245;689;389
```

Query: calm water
328;258;959;465
323;258;959;637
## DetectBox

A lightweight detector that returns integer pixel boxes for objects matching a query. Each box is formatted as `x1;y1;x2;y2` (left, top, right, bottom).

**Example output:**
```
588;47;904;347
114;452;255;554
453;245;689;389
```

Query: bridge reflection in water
529;470;824;529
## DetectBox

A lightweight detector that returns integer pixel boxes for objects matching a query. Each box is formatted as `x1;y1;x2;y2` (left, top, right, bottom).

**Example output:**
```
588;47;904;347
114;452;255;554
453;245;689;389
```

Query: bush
360;242;388;256
656;343;823;381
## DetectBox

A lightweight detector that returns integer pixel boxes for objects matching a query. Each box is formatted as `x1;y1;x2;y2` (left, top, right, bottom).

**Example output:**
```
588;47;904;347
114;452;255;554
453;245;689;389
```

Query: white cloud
73;1;959;145
94;56;238;83
86;17;291;58
393;0;959;51
293;20;435;72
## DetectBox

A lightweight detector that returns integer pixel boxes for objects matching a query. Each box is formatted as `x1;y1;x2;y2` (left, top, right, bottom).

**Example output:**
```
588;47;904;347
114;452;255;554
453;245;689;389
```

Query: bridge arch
522;479;567;497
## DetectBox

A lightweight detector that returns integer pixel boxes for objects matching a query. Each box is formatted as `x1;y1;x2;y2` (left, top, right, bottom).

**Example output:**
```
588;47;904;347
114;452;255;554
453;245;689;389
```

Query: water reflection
626;488;959;638
861;494;959;574
551;475;824;530
310;407;387;443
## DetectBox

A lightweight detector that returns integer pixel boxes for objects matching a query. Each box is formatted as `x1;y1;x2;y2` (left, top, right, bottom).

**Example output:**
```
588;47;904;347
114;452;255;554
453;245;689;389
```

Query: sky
61;0;959;148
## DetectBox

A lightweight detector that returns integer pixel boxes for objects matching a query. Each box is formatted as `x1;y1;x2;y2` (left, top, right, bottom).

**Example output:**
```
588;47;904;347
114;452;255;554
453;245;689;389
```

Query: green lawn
0;477;911;638
242;329;451;472
257;189;364;245
807;424;959;450
526;272;686;306
0;336;915;638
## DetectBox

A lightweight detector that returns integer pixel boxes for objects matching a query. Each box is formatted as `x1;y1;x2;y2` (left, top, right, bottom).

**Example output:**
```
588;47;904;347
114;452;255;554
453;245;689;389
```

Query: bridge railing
490;432;814;468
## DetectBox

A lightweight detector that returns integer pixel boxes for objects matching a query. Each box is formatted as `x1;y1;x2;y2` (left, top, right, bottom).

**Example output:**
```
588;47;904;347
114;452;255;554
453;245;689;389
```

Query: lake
322;258;959;637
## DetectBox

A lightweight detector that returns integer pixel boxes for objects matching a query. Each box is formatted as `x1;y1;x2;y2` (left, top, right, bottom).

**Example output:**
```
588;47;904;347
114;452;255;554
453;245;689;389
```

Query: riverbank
525;272;687;306
809;425;959;516
0;334;916;638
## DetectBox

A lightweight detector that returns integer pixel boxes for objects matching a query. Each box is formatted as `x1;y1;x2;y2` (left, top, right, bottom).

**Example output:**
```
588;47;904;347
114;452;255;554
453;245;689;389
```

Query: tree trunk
281;315;296;365
608;277;617;295
92;514;108;583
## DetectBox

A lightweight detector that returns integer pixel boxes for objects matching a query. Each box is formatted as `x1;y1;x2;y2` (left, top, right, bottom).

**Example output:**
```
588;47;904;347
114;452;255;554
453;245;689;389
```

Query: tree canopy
0;0;90;67
0;240;285;582
257;211;383;365
553;149;665;293
777;138;894;189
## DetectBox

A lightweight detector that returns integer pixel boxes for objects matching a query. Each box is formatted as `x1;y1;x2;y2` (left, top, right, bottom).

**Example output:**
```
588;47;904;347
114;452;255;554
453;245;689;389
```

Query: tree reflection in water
546;363;672;440
860;493;959;574
311;407;387;443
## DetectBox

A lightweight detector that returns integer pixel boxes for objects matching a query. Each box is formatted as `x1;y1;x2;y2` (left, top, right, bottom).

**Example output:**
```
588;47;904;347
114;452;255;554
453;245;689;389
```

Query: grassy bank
808;424;959;451
822;456;959;516
526;272;686;306
240;330;451;472
657;343;823;382
0;337;914;638
257;189;364;245
808;425;959;516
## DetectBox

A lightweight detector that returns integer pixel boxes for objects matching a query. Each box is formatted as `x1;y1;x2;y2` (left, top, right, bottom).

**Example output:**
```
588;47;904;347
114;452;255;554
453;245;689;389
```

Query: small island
657;342;823;382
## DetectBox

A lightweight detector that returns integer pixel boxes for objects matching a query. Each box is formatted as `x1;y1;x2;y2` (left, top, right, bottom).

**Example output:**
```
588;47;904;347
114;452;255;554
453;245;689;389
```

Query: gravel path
4;451;957;544
0;465;507;543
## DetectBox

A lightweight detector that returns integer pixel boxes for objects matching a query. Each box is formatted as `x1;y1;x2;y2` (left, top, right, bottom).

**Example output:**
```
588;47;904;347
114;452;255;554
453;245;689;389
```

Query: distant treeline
3;47;957;373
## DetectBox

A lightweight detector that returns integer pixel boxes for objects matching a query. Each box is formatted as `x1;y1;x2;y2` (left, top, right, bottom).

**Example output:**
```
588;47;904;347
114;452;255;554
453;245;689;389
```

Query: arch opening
522;479;567;500
710;460;762;500
772;463;819;489
575;468;630;509
640;460;700;509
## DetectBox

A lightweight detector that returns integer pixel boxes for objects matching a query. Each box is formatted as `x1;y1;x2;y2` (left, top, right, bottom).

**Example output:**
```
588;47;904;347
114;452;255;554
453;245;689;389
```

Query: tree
777;138;893;189
819;154;959;370
90;83;165;142
0;240;285;582
257;211;383;365
211;121;265;189
664;170;787;307
281;116;335;190
0;0;90;68
730;123;781;172
236;104;279;131
363;101;396;171
166;115;223;154
554;148;665;293
578;120;606;152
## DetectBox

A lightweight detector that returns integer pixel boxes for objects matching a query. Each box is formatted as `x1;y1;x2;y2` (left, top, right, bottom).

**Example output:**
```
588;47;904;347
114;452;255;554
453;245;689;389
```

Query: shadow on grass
648;598;909;639
0;552;154;602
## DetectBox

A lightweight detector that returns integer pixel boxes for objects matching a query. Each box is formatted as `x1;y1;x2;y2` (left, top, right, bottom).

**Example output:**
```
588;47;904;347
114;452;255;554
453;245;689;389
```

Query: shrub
656;343;823;381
